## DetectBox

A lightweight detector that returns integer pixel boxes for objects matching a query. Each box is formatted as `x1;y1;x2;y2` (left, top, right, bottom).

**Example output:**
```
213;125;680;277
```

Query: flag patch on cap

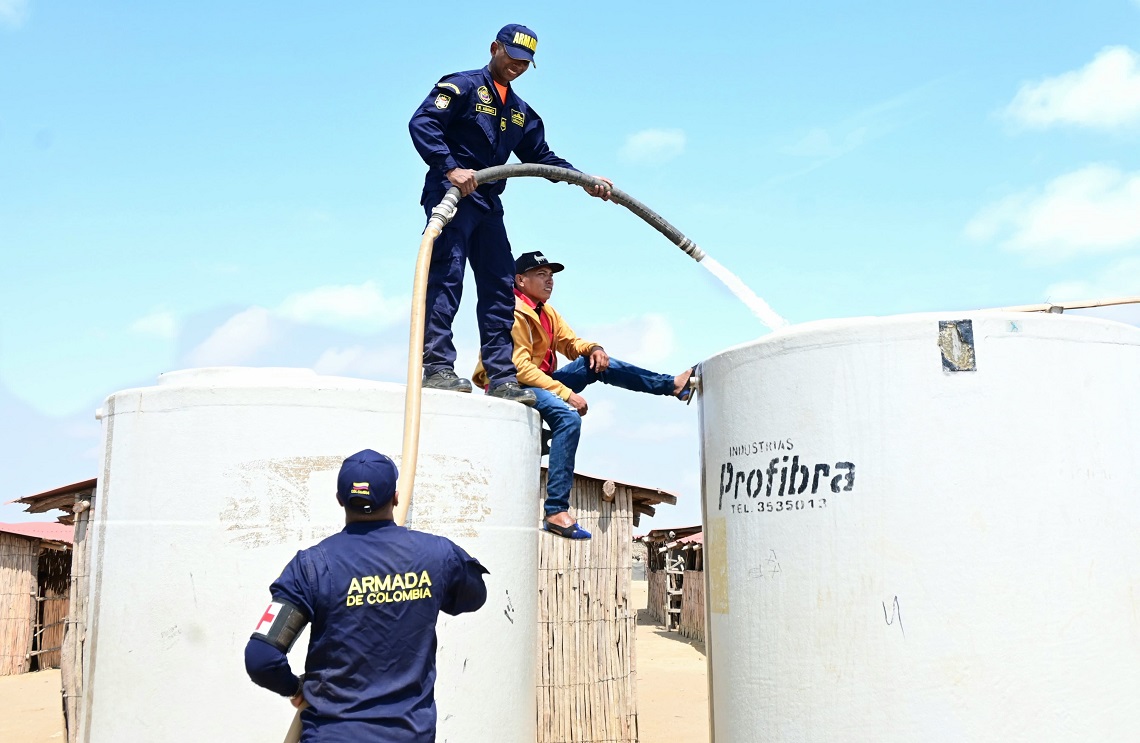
351;482;370;495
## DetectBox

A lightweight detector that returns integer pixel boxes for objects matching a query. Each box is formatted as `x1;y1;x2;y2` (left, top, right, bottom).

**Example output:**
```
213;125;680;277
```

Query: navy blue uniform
245;521;488;742
409;66;577;387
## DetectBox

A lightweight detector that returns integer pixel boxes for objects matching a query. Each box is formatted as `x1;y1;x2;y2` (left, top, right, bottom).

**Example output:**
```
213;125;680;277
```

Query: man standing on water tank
409;24;613;405
244;449;489;741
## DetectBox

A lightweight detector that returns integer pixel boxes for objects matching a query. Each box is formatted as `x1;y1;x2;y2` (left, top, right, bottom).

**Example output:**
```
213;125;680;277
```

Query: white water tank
698;312;1140;742
80;368;540;742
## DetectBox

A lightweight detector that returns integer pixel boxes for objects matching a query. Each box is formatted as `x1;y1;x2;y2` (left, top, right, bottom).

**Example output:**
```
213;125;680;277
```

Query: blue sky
2;1;1139;528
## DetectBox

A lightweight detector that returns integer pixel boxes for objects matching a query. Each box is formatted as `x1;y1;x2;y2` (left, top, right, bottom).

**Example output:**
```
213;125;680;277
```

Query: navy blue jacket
409;66;577;210
245;520;488;742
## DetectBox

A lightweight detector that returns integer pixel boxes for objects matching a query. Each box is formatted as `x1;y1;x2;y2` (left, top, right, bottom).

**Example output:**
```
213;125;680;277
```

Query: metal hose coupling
677;238;706;263
429;188;461;228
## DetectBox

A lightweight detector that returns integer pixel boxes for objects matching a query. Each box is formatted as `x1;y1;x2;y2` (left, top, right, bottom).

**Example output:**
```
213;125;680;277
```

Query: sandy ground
632;579;711;743
0;668;65;742
3;584;707;742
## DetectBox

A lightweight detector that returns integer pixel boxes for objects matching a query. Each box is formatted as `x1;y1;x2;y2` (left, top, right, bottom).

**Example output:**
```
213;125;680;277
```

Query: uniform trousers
421;194;516;387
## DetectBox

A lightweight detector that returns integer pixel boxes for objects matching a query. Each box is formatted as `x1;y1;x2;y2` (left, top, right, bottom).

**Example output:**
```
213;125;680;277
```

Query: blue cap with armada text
336;449;398;514
497;23;538;66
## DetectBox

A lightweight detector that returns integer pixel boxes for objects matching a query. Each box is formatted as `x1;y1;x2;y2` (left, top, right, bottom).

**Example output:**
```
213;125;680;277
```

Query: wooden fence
537;474;638;743
678;569;705;642
646;568;667;626
0;532;39;676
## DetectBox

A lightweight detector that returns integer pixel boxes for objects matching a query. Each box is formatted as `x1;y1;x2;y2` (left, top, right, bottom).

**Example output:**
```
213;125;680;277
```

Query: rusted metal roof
8;478;97;524
567;468;680;505
0;521;74;544
544;467;682;524
636;524;702;544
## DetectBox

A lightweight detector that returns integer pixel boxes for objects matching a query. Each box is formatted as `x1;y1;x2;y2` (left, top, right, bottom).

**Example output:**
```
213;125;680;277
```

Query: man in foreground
244;449;489;741
473;252;695;539
409;23;612;405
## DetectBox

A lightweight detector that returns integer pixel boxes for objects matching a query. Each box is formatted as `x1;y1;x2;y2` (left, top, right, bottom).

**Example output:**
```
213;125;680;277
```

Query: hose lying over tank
394;165;704;522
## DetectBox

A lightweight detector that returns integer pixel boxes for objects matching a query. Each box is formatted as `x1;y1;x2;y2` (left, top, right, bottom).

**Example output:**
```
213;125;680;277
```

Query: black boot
423;369;473;393
488;382;536;406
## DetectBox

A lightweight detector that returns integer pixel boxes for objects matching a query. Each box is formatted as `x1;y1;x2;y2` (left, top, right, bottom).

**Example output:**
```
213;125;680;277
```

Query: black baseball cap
515;251;564;275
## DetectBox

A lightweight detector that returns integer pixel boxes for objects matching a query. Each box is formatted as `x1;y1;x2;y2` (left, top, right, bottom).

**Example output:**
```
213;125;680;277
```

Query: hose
287;165;707;742
426;164;707;263
392;164;707;527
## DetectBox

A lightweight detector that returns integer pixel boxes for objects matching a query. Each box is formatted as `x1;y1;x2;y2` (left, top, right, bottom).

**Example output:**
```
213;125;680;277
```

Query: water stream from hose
699;256;789;330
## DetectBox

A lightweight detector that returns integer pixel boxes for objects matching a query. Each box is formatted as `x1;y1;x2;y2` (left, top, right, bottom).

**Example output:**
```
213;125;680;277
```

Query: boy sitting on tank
472;251;695;539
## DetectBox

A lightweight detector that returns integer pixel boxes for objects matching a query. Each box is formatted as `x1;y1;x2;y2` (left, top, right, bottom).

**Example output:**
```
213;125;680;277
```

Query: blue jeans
528;357;675;517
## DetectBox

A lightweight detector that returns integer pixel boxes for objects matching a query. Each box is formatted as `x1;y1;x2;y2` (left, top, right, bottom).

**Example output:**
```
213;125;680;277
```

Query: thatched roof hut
0;521;73;676
537;469;680;743
10;478;95;742
636;526;704;637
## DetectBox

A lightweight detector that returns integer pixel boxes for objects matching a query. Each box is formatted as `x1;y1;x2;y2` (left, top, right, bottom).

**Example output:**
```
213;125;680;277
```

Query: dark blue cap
496;24;538;65
336;449;398;513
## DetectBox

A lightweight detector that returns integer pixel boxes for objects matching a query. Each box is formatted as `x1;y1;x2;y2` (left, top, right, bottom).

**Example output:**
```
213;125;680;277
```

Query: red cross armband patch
251;600;308;652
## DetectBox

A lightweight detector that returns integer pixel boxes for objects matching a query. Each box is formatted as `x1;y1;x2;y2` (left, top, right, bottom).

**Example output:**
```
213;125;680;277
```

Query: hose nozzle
677;238;706;263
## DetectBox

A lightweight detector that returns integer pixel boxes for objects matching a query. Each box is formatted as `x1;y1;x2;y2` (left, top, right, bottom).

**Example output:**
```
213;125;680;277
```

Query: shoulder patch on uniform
511;109;525;127
434;94;451;110
477;86;493;104
436;81;461;95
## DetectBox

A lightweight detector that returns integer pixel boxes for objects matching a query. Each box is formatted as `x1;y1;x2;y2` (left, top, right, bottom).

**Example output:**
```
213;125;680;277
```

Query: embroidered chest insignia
511;109;525;127
434;94;451;110
477;86;493;104
500;117;507;131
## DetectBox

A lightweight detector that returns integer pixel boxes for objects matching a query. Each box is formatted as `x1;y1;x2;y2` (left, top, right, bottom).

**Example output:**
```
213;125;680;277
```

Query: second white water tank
699;312;1140;742
80;368;541;742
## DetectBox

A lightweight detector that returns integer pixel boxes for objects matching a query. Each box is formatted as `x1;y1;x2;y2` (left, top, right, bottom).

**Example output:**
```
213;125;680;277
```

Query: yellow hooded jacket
473;294;599;401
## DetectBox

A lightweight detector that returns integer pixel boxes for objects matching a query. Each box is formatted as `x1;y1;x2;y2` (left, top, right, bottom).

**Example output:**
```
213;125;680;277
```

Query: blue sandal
543;520;592;540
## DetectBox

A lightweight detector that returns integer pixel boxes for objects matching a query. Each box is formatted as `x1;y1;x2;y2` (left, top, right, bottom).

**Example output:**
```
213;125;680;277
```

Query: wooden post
63;497;93;743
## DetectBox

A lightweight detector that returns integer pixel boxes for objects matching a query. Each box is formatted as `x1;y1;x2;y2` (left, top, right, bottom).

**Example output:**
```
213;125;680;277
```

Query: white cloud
1005;46;1140;130
178;280;409;373
0;0;29;28
782;126;868;158
1044;256;1140;302
619;129;686;165
278;280;407;333
578;313;676;367
186;307;275;367
966;164;1140;258
129;309;178;340
312;345;403;379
